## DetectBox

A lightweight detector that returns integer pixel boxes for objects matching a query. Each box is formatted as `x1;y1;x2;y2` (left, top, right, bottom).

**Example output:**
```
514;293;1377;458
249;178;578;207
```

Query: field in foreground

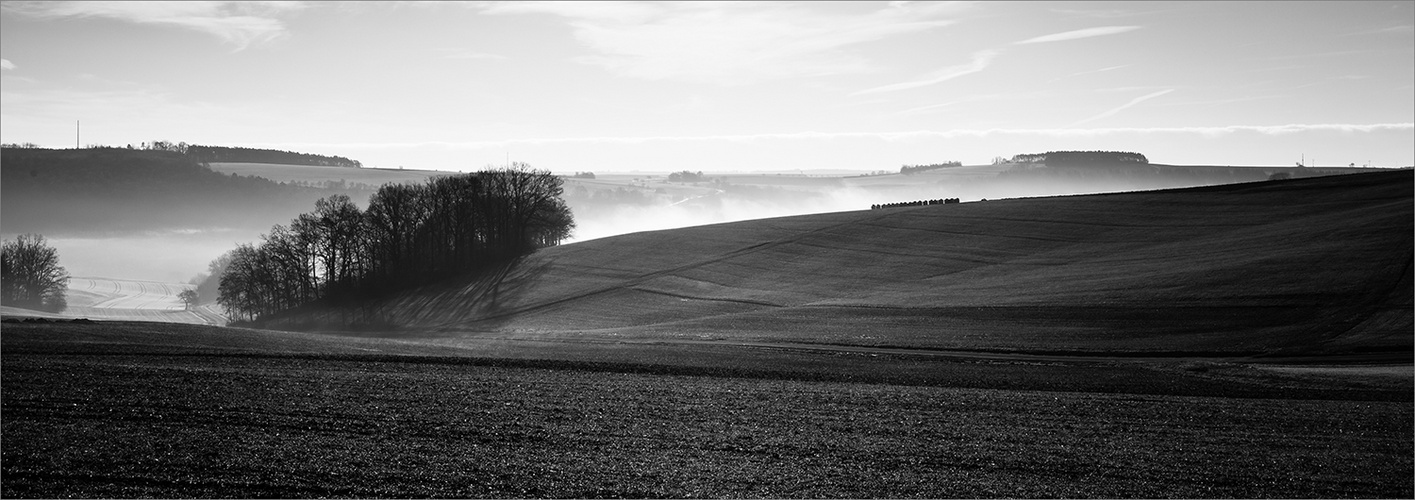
2;321;1411;498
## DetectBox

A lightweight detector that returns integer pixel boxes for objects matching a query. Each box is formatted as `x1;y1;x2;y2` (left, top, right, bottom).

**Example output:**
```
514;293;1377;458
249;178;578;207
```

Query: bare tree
178;289;199;310
1;234;70;312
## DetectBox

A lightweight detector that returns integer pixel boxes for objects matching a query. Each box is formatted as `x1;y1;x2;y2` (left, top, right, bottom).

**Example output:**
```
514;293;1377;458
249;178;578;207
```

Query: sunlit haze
2;1;1412;171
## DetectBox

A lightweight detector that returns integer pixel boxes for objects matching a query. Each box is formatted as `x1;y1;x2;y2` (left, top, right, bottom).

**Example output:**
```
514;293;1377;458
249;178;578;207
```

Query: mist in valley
5;158;1328;286
559;163;1292;244
2;229;264;284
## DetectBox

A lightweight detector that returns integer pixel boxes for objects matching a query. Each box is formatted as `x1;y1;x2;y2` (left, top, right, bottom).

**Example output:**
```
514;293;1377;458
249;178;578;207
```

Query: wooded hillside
0;147;373;233
185;145;362;168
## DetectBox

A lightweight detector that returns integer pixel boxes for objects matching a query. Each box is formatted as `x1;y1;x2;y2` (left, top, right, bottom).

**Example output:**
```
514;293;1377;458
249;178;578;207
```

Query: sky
2;1;1412;172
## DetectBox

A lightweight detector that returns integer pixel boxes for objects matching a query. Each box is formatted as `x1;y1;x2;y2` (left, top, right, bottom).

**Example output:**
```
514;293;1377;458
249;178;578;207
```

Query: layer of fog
2;229;264;284
561;170;1243;245
12;167;1276;284
566;179;994;244
566;187;873;243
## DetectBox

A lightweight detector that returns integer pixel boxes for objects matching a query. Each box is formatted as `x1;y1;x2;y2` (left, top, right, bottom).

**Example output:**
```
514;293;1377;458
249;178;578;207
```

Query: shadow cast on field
254;255;557;340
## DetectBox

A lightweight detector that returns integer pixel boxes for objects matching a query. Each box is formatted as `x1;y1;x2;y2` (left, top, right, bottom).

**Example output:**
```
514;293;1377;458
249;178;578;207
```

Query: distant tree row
872;198;960;210
185;144;363;168
1009;153;1048;163
571;172;596;179
1007;151;1149;166
668;170;706;183
1046;151;1148;166
1;234;69;313
216;164;574;322
4;141;364;168
899;161;962;175
144;140;190;154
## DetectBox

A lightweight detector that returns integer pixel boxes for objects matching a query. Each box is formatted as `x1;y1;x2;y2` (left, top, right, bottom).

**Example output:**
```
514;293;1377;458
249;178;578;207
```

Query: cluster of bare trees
216;165;574;322
871;198;960;210
1;234;69;313
668;170;706;182
1007;151;1149;165
899;161;962;175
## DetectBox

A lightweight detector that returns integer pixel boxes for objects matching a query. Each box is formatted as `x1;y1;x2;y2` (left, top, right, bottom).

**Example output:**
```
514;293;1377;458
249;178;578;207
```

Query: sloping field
48;277;225;325
285;170;1412;359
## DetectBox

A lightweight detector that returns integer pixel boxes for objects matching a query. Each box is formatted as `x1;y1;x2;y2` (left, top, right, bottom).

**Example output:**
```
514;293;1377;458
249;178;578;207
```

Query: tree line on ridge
1007;151;1149;165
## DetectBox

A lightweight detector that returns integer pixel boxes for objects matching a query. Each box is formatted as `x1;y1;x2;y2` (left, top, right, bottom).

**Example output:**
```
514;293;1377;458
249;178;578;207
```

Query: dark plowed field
3;322;1411;498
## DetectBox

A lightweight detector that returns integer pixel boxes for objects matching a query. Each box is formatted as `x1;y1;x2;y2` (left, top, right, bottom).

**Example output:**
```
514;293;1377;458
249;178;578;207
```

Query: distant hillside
185;144;362;168
0;147;373;233
264;170;1413;359
205;162;447;188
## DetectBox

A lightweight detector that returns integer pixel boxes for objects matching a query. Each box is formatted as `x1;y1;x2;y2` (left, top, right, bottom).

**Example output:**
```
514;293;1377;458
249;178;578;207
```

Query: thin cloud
1;1;305;50
1152;95;1283;108
1264;49;1377;62
853;50;1000;95
1071;89;1175;126
0;59;14;70
894;101;964;116
1339;25;1414;37
435;48;507;61
1015;26;1140;45
892;90;1056;116
478;1;968;85
1047;8;1139;19
1063;64;1130;78
1046;65;1132;84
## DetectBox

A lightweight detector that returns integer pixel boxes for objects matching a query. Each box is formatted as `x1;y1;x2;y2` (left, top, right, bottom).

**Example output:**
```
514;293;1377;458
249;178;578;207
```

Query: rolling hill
263;170;1413;359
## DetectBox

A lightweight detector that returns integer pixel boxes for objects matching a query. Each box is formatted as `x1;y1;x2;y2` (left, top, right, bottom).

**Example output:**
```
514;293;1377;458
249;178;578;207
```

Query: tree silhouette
1;234;70;312
215;165;575;323
668;171;705;182
178;289;199;310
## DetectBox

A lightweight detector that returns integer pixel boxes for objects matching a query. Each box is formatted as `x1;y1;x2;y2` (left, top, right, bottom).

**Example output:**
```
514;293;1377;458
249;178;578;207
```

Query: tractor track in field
7;278;229;326
647;339;1414;366
371;333;1414;367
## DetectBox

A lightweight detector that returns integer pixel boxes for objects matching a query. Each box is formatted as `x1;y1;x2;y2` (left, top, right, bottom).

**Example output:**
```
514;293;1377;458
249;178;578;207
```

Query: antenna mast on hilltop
76;120;80;149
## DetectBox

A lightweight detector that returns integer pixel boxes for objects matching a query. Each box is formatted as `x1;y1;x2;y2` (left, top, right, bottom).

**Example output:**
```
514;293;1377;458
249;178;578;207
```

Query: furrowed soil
2;322;1411;498
64;277;226;325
